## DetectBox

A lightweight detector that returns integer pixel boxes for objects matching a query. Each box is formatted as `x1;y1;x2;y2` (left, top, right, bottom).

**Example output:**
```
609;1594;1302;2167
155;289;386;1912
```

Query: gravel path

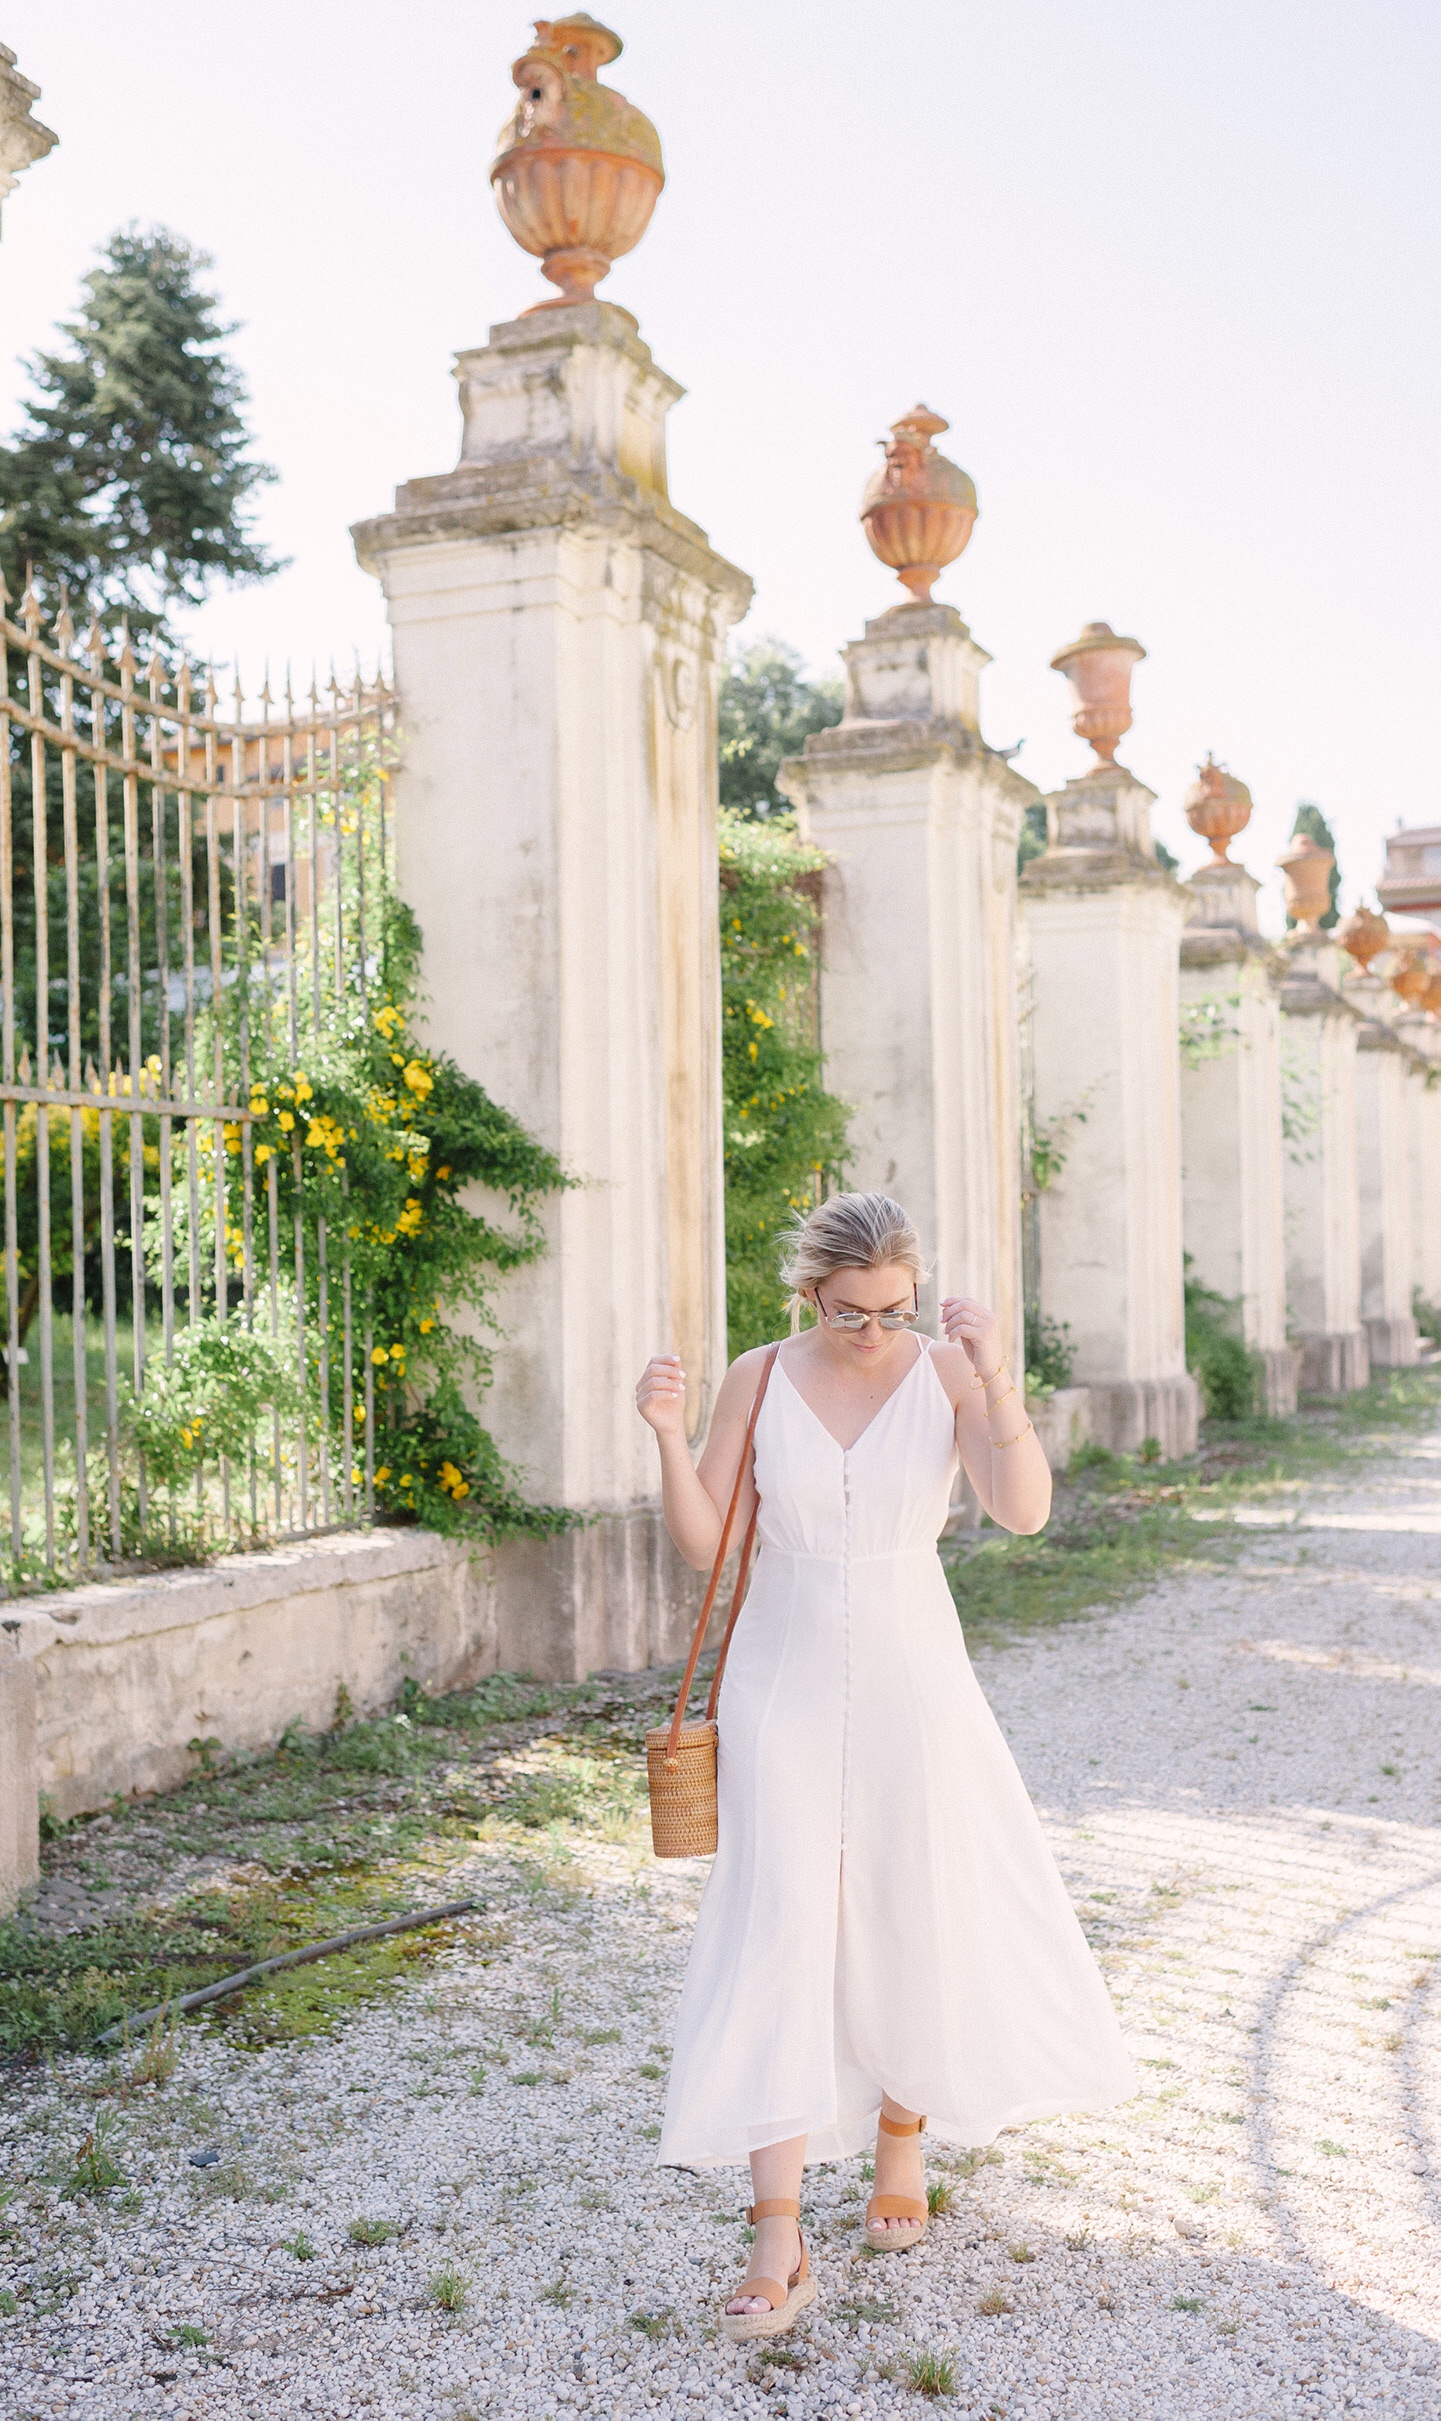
4;1427;1441;2419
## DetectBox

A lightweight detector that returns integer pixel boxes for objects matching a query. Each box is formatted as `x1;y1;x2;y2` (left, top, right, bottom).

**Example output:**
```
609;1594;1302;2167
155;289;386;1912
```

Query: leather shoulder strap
663;1342;780;1765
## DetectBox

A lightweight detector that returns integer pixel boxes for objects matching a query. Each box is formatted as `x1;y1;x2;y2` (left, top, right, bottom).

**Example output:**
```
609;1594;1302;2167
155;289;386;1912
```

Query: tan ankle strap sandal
720;2197;817;2343
865;2112;929;2251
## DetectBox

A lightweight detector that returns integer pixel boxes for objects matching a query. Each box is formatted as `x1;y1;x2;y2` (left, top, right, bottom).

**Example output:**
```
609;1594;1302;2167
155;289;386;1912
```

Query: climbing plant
719;810;850;1353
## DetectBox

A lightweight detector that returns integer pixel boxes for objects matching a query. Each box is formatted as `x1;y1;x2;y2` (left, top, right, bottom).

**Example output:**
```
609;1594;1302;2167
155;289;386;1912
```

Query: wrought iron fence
0;576;396;1588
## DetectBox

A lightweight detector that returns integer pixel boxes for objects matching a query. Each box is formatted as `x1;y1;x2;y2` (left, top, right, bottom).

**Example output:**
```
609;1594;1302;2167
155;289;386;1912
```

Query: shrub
1184;1267;1259;1420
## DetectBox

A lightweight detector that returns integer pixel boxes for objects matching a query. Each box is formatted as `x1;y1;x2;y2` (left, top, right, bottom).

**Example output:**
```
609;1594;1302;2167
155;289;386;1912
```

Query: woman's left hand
939;1295;1006;1384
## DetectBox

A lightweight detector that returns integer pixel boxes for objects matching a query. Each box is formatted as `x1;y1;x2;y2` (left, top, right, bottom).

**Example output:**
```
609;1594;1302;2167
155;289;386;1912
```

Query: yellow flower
418;1317;435;1335
371;1346;390;1366
254;1144;272;1167
398;1473;413;1490
294;1077;314;1104
435;1164;451;1181
451;1479;470;1500
391;1052;405;1067
388;1343;405;1361
278;1110;295;1133
373;1004;403;1038
401;1060;433;1099
249;1095;269;1117
375;1465;391;1485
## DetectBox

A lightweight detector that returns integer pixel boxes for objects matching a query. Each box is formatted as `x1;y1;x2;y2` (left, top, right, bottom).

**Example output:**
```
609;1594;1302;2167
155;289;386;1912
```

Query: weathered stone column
1400;1013;1441;1314
1019;626;1198;1456
0;1622;38;1916
778;598;1035;1367
1336;929;1419;1367
0;45;57;236
351;26;751;1674
1275;878;1368;1392
1178;767;1297;1412
354;307;750;1669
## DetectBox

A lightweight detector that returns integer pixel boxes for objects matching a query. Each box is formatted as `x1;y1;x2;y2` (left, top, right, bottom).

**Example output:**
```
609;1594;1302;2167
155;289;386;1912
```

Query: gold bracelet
986;1381;1018;1412
970;1360;1007;1391
988;1420;1035;1450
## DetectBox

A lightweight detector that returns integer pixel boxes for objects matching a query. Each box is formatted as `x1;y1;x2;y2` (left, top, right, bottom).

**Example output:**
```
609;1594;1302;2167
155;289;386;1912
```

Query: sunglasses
813;1284;919;1333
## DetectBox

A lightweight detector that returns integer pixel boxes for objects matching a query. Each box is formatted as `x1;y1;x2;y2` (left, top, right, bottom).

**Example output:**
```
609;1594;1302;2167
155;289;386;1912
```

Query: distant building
1378;826;1441;926
0;45;57;235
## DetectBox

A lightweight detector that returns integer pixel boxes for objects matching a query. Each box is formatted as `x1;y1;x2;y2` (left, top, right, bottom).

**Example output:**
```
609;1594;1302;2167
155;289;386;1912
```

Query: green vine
719;810;850;1354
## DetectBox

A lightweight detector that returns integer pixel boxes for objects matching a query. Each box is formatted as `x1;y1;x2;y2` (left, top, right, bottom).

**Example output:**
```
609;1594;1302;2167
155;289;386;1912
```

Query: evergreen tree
1289;800;1341;928
719;637;843;819
0;224;282;634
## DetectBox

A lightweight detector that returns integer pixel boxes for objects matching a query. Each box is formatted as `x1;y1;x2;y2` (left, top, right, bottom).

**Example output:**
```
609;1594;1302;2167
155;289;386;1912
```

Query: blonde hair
778;1191;927;1333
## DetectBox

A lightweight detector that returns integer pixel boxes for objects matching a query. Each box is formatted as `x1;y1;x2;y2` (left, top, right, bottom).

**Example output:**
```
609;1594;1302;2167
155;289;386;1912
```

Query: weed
977;2287;1013;2316
0;2289;15;2316
1065;2227;1093;2251
468;2065;486;2094
926;2182;953;2217
1008;2244;1035;2263
1186;2183;1221;2203
582;2026;620;2046
637;2061;664;2080
627;2306;674;2340
757;2343;805;2370
68;2113;125;2195
1172;2295;1204;2313
1315;2140;1348;2158
348;2217;401;2246
169;2323;208;2348
513;2069;544;2086
429;2262;468;2312
281;2231;316;2261
541;2278;576;2307
836;2298;899;2325
907;2350;957;2398
579;2188;611;2210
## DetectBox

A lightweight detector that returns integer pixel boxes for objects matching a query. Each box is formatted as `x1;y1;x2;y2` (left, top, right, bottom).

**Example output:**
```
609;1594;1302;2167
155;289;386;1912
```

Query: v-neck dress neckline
775;1333;931;1455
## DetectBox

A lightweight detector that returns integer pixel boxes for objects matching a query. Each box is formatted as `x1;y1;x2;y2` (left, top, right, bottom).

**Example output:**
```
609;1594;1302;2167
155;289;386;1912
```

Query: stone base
1298;1328;1371;1395
8;1513;709;1827
1084;1375;1199;1461
1364;1315;1419;1369
1030;1386;1094;1473
0;1630;39;1915
1260;1346;1302;1419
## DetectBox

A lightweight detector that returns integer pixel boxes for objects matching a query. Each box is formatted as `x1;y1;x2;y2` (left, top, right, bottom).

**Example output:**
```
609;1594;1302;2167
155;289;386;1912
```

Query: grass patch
429;2261;468;2312
348;2216;401;2246
0;1664;681;2060
977;2287;1013;2316
907;2351;957;2398
945;1370;1441;1637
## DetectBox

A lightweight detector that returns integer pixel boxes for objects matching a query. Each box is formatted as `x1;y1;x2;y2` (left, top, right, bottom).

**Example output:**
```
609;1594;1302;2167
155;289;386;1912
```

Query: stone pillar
1277;932;1369;1391
352;300;751;1673
1343;969;1419;1366
1020;760;1199;1456
0;46;57;235
777;602;1035;1370
0;1621;38;1915
1400;1015;1441;1314
1179;859;1298;1414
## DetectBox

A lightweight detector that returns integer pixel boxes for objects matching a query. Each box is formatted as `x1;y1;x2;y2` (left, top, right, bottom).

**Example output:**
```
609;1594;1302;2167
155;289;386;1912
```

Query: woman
635;1192;1134;2343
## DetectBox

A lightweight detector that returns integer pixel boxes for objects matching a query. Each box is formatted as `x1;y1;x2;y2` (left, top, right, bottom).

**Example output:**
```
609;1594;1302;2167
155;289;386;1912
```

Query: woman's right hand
636;1353;687;1438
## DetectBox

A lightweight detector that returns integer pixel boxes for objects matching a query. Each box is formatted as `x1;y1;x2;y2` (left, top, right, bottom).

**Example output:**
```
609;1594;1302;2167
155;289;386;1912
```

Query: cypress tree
1290;801;1341;929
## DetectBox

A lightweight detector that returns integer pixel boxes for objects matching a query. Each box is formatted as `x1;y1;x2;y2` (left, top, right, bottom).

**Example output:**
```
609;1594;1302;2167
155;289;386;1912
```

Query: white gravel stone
3;1427;1440;2415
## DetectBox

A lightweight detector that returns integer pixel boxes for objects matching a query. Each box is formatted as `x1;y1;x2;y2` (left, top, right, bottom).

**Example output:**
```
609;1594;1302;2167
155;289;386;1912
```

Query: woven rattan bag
646;1343;780;1859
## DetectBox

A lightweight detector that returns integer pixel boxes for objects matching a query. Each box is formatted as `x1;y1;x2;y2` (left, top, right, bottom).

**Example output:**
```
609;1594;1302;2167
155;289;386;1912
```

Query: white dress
659;1338;1136;2170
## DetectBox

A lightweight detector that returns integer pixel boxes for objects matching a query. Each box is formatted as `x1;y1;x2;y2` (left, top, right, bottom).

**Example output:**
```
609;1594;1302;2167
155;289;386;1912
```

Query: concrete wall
1;1518;706;1842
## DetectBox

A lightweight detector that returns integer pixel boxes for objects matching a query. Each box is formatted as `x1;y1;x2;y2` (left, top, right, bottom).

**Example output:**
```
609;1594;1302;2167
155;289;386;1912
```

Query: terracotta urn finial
490;15;664;312
1335;902;1391;972
1276;832;1335;932
1049;621;1146;765
859;406;978;605
1183;755;1253;862
1390;942;1433;1010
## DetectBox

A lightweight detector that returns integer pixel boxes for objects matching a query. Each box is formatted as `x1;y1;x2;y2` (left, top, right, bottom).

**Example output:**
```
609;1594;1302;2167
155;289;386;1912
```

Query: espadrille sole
863;2219;926;2251
720;2273;816;2342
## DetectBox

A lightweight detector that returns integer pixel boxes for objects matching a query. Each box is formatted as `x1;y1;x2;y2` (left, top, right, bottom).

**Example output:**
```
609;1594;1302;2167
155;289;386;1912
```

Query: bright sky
4;2;1438;931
